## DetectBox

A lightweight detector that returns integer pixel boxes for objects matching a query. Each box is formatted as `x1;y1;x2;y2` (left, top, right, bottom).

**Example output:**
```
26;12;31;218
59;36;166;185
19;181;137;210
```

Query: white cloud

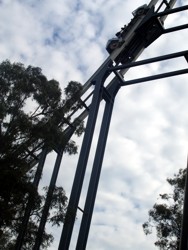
1;0;188;249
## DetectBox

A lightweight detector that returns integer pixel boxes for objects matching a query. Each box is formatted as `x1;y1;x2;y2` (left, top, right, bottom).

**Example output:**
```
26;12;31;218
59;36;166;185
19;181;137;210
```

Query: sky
1;0;188;249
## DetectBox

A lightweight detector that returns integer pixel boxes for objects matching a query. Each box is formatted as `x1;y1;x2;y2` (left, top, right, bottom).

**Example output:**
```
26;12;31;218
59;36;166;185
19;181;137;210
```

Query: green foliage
0;186;67;250
0;60;84;248
143;168;186;250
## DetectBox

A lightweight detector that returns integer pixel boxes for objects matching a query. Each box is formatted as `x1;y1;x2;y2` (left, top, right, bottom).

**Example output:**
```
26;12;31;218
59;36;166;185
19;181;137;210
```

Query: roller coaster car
106;4;149;56
132;4;148;17
106;38;122;54
106;4;164;65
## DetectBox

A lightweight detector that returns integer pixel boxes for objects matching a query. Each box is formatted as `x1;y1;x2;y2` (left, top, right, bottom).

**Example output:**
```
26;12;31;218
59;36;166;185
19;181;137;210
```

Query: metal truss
15;1;188;249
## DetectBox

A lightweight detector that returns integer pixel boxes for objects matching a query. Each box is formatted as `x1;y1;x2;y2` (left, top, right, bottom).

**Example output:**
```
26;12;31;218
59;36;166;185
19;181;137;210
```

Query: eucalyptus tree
0;60;84;248
143;168;185;250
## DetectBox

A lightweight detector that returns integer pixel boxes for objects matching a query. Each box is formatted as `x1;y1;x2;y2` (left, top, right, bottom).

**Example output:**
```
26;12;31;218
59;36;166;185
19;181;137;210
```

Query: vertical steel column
58;60;112;250
15;147;48;250
179;157;188;250
76;84;119;249
33;148;64;250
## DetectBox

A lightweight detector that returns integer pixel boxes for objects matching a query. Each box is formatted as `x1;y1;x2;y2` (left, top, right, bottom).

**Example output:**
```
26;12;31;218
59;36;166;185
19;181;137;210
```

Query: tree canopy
0;60;84;248
143;168;186;250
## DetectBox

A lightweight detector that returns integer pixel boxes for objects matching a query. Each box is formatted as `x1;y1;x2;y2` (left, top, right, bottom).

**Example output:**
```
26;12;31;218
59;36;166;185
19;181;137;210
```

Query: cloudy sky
1;0;188;249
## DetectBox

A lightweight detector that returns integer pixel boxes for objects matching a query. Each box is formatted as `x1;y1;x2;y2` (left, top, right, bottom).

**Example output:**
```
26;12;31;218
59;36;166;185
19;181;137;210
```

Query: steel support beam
109;50;188;72
76;84;119;249
33;148;64;250
179;157;188;250
58;4;188;247
75;50;188;248
58;60;112;250
32;125;78;250
155;5;188;18
15;147;48;250
121;68;188;86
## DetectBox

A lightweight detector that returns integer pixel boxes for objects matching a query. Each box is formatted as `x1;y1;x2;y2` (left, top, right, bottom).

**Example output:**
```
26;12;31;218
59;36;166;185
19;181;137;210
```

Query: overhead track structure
15;0;188;249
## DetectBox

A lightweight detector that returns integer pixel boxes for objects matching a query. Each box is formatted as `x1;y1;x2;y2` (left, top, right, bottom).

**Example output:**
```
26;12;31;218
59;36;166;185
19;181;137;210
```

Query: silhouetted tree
0;60;84;248
143;168;185;250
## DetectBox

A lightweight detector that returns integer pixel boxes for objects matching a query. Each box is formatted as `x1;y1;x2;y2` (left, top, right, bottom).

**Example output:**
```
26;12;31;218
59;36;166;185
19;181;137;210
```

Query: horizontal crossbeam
121;68;188;86
108;50;188;71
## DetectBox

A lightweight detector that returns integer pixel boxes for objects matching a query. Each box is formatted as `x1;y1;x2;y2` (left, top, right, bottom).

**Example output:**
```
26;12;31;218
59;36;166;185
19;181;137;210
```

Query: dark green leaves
0;60;84;249
143;168;185;250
